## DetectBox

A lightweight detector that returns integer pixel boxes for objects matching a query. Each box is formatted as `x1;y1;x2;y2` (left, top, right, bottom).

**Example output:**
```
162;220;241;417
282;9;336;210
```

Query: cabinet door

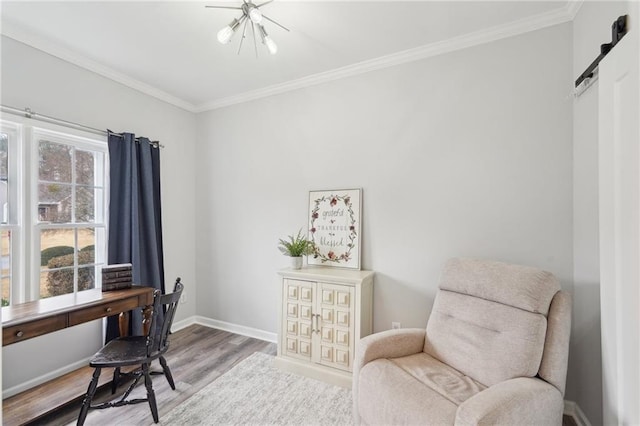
315;282;355;372
282;279;315;361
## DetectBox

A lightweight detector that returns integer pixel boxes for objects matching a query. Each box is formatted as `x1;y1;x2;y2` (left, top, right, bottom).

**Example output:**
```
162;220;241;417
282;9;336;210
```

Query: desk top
2;286;154;328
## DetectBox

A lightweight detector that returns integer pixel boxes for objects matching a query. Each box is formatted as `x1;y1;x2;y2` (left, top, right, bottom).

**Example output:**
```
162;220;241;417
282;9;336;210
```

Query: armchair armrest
354;328;426;371
455;377;564;426
353;328;426;425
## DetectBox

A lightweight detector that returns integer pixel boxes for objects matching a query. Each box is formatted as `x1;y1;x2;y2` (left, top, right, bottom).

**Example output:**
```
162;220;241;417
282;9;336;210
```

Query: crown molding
1;2;576;115
565;0;585;21
196;3;575;111
0;20;198;113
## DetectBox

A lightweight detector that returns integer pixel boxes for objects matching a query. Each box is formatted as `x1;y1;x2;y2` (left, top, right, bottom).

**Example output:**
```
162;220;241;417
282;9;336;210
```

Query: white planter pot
291;256;303;270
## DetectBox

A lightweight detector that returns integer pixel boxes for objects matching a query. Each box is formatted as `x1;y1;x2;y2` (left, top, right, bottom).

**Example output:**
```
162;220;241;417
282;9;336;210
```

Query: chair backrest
424;258;571;393
146;278;184;357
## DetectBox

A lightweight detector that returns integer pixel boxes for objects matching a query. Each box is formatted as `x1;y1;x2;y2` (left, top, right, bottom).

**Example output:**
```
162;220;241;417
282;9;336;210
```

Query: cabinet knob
16;331;24;338
106;307;112;313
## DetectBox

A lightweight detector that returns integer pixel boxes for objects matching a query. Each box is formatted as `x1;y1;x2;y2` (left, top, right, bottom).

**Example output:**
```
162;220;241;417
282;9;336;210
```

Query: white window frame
0;118;108;306
0;121;24;305
30;127;108;300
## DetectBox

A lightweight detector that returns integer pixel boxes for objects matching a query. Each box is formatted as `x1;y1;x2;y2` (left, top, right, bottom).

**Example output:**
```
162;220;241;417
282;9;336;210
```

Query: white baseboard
193;315;277;343
564;400;591;426
171;316;198;332
2;355;92;399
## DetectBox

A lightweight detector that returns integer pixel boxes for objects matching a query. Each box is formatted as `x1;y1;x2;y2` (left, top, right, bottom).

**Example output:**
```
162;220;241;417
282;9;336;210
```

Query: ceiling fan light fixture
217;18;240;44
207;0;288;57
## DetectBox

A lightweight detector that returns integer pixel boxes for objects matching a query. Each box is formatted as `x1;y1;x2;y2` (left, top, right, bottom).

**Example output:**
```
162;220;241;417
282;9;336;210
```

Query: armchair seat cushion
358;353;485;425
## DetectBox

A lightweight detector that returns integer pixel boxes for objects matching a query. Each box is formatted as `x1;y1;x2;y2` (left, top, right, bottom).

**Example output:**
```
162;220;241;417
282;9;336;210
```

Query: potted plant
278;229;314;269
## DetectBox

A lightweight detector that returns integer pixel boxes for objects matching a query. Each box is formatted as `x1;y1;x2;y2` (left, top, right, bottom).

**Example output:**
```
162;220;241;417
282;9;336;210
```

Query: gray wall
195;22;573;349
571;2;629;425
2;6;622;421
0;36;197;393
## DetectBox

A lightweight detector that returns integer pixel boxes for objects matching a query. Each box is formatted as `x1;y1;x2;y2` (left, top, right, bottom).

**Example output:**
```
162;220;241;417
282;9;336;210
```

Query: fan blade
255;0;273;8
262;14;290;32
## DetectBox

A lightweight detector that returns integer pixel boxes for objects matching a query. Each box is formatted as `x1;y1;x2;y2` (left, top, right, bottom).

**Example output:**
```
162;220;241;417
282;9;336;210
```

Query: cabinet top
278;266;374;284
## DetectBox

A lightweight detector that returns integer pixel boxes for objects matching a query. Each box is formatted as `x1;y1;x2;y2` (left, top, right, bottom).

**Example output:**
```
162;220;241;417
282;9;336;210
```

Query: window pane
41;268;74;299
39;183;72;223
76;187;95;222
2;277;9;306
1;133;8;224
39;140;72;183
0;133;7;176
40;229;74;272
1;229;10;306
1;229;10;275
78;228;95;265
76;150;95;185
78;266;96;292
39;228;98;298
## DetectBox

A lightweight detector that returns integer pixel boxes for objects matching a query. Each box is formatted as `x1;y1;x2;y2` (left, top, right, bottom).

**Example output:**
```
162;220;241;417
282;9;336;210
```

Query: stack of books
102;263;133;291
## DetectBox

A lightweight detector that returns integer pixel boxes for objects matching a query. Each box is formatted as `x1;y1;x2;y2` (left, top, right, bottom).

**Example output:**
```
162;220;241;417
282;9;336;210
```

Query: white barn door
598;5;640;426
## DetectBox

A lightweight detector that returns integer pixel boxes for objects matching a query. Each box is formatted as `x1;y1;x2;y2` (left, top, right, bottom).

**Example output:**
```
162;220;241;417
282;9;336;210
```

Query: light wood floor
6;324;578;426
11;325;276;426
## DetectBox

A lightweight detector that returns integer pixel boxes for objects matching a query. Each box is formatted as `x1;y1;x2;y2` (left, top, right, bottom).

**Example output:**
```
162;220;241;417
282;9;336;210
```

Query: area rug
160;352;353;425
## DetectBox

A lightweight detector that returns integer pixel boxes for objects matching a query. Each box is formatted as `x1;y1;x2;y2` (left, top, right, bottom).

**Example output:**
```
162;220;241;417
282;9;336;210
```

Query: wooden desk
2;286;154;346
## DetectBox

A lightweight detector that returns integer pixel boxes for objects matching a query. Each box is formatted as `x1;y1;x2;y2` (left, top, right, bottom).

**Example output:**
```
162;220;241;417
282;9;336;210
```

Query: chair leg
77;368;101;426
111;367;121;394
159;356;176;390
143;363;159;423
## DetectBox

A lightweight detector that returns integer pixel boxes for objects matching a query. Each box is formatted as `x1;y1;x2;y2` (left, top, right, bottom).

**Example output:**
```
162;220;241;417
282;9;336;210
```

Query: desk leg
142;305;153;336
118;312;130;337
118;307;152;337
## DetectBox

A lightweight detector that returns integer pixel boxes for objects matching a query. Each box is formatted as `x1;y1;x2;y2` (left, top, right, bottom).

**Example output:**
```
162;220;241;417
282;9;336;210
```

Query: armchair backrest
424;258;570;394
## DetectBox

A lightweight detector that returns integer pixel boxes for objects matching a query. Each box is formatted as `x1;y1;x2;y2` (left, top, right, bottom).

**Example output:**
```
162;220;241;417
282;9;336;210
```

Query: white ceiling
0;1;577;112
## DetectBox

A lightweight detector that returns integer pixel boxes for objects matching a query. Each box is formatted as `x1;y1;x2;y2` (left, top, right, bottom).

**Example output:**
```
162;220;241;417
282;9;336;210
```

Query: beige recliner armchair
353;258;571;425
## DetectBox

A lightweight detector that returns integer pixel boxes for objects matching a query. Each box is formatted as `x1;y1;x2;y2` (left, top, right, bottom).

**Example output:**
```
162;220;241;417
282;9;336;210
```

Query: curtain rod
0;104;164;148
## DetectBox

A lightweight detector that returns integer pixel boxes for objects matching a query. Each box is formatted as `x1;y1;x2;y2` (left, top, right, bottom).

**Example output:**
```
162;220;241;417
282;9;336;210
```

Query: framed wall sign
308;188;362;270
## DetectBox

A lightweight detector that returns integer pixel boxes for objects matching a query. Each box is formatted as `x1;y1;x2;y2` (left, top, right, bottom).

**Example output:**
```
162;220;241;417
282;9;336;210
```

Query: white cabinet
275;267;374;388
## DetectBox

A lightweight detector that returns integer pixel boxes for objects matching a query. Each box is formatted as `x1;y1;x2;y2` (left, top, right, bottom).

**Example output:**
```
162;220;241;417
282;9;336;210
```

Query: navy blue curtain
106;132;165;341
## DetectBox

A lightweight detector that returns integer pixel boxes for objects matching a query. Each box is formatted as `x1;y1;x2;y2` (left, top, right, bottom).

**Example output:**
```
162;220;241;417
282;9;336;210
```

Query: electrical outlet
391;321;401;330
180;292;186;304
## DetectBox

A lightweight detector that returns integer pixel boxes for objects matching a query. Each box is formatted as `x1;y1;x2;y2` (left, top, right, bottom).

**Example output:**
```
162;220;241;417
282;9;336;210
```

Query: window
0;120;108;306
35;129;107;300
0;122;20;307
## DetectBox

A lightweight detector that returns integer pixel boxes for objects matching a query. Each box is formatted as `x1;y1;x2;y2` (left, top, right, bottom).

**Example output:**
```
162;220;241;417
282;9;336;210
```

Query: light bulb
249;8;263;24
264;36;278;55
217;18;239;44
258;25;278;55
217;26;233;44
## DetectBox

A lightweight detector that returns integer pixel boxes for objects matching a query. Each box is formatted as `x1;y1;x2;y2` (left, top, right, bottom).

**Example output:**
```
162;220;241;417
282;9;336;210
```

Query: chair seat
90;336;159;368
358;353;485;425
